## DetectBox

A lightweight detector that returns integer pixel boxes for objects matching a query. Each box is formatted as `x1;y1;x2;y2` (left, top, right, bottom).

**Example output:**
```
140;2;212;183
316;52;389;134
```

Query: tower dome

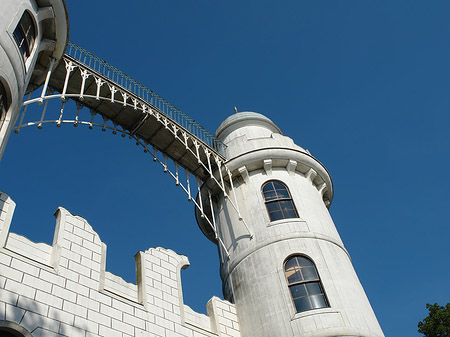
215;111;282;141
215;111;308;160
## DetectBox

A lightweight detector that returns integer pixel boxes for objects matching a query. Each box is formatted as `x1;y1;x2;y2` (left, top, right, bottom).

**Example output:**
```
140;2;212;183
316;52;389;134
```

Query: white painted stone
197;112;384;337
0;200;240;335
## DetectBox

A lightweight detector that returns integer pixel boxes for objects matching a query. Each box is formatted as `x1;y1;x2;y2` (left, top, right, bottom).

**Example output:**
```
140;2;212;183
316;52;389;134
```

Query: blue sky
1;1;449;336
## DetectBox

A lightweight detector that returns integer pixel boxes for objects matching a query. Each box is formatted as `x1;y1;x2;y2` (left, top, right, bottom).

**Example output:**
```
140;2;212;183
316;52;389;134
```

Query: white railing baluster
39;57;55;104
61;60;76;101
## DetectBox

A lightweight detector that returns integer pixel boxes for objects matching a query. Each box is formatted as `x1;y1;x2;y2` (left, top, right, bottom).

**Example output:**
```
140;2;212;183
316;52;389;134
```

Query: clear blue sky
1;1;449;336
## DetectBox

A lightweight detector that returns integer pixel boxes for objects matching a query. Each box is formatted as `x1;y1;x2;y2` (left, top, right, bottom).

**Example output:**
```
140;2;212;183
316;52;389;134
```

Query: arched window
13;11;36;62
262;180;298;221
284;255;329;313
0;81;9;120
0;320;32;337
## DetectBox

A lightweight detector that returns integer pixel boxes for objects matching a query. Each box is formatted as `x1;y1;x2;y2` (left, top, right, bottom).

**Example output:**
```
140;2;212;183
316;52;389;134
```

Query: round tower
0;0;69;158
196;112;384;337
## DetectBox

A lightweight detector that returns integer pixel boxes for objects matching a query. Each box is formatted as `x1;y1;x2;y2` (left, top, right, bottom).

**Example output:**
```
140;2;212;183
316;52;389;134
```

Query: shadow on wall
0;289;90;336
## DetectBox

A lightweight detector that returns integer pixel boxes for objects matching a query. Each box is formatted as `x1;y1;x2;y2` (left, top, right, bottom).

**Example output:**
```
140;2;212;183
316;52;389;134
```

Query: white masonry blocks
0;191;240;337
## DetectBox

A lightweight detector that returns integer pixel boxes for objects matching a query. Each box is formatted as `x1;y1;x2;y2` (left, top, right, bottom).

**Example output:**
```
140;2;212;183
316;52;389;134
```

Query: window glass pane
13;26;24;47
14;11;36;61
266;202;280;213
21;11;33;30
283;209;297;219
309;294;327;309
263;181;298;221
290;284;307;299
26;24;36;53
285;256;329;313
268;210;283;222
279;200;294;211
287;269;303;284
297;257;314;268
274;188;290;199
284;257;298;271
262;182;275;193
294;297;312;312
273;181;287;191
306;282;322;296
301;267;318;281
263;190;277;201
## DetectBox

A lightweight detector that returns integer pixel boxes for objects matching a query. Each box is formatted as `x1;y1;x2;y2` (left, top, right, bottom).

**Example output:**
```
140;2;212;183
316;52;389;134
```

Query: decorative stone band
206;146;333;206
222;231;350;280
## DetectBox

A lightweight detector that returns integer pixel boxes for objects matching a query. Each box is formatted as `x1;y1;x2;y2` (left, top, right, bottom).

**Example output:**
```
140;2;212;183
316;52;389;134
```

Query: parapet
0;190;240;337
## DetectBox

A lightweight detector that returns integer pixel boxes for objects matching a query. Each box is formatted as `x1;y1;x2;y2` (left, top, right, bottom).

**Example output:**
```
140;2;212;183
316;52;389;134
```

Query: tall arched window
13;11;36;63
0;81;9;120
262;180;298;221
284;255;329;313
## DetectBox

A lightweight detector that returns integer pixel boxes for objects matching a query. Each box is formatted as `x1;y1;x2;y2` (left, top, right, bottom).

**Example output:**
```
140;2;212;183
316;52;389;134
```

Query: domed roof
215;111;282;140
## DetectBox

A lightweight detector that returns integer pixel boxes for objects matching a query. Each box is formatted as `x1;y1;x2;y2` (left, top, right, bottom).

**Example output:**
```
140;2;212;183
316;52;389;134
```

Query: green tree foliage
418;303;450;337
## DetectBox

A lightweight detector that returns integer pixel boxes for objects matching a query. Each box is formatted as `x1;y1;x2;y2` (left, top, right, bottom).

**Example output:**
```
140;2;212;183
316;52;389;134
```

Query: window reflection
284;255;329;313
262;181;298;222
13;11;36;63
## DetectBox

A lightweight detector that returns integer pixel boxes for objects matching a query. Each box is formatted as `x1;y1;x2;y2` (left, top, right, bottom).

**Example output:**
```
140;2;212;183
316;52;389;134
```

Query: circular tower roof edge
215;111;283;140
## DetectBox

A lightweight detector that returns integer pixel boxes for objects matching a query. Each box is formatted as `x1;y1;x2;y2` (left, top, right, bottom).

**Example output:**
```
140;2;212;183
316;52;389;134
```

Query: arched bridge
16;42;252;257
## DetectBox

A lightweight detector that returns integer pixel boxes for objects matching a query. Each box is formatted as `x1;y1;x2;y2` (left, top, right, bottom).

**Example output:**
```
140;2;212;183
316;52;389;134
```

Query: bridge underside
16;46;253;258
44;56;218;180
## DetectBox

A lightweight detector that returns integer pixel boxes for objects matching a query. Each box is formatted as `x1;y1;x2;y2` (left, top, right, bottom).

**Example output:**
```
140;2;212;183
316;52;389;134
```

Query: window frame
13;10;37;64
261;180;299;222
284;255;329;313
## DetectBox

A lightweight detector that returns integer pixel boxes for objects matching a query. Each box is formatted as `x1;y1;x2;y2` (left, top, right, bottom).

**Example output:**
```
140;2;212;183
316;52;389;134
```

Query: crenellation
184;305;212;332
103;271;139;303
0;191;239;336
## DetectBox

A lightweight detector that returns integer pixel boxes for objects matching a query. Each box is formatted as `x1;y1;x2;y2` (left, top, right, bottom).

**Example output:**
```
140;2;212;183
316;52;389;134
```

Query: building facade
0;196;240;336
0;1;384;336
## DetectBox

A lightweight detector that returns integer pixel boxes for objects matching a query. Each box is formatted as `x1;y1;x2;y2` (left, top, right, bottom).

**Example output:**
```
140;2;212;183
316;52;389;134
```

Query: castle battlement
0;191;240;337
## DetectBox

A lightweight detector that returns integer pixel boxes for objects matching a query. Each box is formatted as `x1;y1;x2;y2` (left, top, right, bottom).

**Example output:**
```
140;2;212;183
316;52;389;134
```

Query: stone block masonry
0;191;240;337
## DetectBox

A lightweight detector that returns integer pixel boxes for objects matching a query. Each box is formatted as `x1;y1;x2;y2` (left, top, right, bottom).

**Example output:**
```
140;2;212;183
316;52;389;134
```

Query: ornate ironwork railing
65;41;226;155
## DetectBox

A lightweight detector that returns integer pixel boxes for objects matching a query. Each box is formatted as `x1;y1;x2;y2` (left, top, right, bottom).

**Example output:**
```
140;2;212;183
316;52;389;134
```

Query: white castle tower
196;112;385;337
0;0;68;158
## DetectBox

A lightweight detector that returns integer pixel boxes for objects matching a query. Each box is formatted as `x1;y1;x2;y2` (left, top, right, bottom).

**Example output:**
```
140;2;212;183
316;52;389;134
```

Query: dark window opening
262;180;298;221
0;81;9;120
284;255;329;313
13;11;36;63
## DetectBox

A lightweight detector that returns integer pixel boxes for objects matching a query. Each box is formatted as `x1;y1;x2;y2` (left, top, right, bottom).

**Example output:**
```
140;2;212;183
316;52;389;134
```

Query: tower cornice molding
221;146;333;205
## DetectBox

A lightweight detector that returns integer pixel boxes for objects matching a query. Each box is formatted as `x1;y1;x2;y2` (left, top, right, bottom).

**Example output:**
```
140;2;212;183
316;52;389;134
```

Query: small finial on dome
234;106;239;114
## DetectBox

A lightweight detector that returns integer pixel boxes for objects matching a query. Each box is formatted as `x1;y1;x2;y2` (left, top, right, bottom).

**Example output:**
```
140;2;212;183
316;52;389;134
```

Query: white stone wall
0;191;240;337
